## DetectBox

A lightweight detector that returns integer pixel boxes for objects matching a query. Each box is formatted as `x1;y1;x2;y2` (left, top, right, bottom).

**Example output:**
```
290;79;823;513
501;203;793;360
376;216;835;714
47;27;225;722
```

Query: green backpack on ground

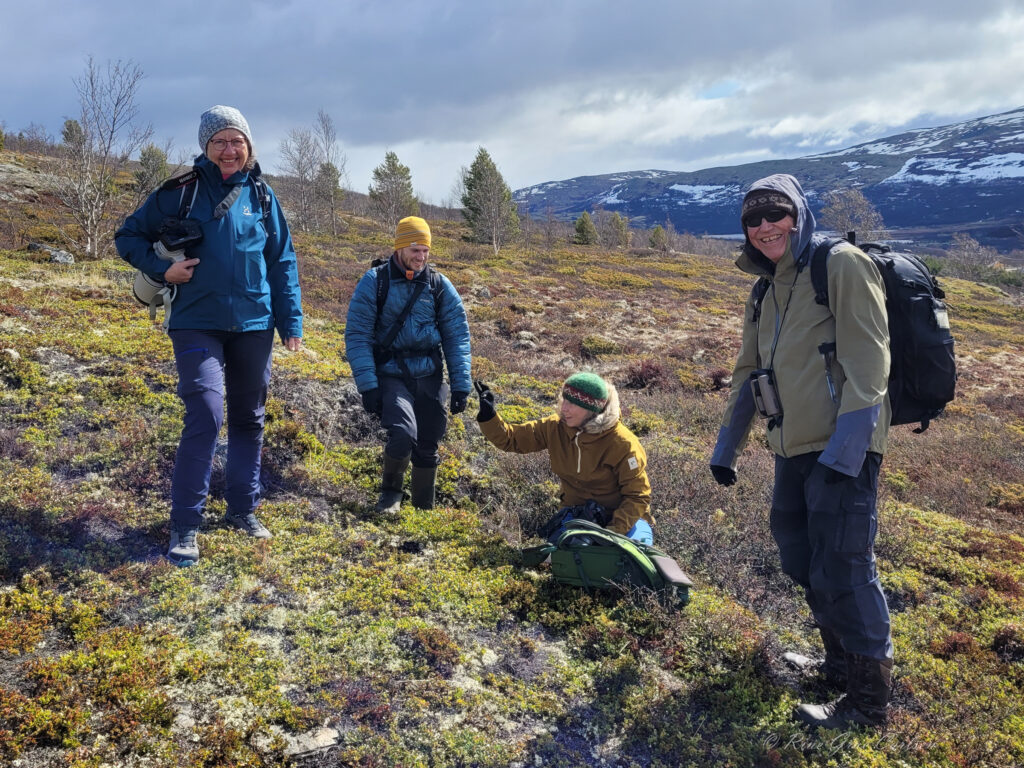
522;520;694;606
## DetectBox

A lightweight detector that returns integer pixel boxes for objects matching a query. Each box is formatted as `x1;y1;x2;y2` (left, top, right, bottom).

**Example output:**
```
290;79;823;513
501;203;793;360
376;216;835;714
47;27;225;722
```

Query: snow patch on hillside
666;184;740;205
600;184;627;204
880;153;1024;184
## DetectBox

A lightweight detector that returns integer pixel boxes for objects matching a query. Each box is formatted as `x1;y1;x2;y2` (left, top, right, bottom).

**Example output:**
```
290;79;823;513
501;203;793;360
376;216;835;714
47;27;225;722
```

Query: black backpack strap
809;237;847;308
373;259;390;316
750;277;770;324
429;267;444;317
375;277;428;364
251;176;272;222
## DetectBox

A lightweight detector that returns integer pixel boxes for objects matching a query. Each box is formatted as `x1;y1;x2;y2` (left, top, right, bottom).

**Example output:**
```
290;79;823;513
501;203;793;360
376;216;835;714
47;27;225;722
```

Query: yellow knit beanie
394;216;431;250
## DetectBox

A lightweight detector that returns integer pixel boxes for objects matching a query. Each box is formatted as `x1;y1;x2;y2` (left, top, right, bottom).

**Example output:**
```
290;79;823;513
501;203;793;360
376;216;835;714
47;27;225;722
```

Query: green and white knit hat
562;372;609;413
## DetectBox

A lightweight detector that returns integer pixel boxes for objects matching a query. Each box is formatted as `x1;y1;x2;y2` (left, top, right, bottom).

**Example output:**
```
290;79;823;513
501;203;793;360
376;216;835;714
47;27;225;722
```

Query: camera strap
178;179;199;219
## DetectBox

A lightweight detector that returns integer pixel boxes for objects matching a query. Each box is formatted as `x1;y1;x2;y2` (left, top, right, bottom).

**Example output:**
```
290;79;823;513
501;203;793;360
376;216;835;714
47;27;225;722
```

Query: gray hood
739;173;816;273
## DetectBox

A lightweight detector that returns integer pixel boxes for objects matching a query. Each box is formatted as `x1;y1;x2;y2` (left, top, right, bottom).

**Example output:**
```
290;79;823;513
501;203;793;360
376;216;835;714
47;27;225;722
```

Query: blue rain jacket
345;254;472;395
115;157;302;340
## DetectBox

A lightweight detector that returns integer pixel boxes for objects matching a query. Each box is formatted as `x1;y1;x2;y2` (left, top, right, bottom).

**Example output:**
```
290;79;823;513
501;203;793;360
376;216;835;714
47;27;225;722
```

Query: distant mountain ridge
513;107;1024;249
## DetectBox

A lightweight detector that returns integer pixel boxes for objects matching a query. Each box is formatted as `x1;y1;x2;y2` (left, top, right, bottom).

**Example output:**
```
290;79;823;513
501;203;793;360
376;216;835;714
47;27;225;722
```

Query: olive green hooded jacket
479;384;653;534
711;174;891;477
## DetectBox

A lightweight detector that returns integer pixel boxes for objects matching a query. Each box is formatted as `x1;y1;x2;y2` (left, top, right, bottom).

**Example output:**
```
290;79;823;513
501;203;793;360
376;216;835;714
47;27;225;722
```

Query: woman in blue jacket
116;105;303;566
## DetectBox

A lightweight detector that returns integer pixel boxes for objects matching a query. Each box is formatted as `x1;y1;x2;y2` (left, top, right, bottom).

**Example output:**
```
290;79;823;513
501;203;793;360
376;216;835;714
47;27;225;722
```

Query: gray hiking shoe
224;511;272;539
167;527;200;566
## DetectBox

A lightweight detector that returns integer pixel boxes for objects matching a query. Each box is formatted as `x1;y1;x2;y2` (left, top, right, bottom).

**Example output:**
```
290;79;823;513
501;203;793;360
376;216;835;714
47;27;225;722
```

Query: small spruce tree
574;211;598;245
649;225;668;251
369;151;418;233
609;211;630;248
461;147;519;254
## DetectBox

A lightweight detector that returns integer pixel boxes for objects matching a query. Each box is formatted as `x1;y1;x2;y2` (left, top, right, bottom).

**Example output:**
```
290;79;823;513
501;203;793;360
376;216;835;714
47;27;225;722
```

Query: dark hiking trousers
169;329;274;529
770;451;893;661
380;370;449;468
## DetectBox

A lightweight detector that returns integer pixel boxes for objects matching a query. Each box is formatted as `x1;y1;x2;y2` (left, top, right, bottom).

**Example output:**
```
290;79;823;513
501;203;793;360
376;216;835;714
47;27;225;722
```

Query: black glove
474;380;496;422
710;464;737;487
450;391;469;414
823;466;851;485
361;388;382;415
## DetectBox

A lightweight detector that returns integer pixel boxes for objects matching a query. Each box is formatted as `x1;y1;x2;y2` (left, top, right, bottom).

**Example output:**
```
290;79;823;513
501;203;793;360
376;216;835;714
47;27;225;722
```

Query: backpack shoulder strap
372;259;390;317
809;237;847;308
750;277;770;324
372;260;442;327
427;265;444;317
251;176;272;222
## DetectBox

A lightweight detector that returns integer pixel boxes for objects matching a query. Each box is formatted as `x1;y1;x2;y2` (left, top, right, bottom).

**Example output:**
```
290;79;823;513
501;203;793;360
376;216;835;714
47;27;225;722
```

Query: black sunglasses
742;208;791;228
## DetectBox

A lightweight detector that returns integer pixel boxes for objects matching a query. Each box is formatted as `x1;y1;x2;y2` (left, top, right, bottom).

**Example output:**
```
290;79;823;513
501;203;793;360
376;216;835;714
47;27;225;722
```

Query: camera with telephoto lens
749;368;782;419
157;217;204;253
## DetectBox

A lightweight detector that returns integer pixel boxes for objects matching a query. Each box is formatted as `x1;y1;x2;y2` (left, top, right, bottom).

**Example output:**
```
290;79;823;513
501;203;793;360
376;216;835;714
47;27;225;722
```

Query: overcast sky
4;0;1024;203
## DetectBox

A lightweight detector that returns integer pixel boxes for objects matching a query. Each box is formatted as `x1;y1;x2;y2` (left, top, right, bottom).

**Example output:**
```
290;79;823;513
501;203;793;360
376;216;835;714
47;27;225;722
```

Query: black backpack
810;235;956;433
750;235;956;432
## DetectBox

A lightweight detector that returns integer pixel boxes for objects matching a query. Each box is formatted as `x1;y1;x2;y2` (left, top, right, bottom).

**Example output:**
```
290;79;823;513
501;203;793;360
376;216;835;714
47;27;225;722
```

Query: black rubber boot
375;453;410;516
795;654;893;729
410;465;437;510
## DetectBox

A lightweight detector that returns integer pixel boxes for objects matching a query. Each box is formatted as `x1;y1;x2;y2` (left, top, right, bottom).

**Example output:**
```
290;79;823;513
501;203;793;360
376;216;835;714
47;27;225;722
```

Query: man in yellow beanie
345;216;472;514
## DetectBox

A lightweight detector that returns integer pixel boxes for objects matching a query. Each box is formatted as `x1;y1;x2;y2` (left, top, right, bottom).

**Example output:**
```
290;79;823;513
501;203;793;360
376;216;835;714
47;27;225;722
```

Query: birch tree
820;188;889;242
278;128;319;232
54;57;152;259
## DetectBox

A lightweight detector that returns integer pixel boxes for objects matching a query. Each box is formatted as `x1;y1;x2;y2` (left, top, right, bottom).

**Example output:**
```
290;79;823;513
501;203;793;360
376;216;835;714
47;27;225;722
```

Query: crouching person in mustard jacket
475;372;654;544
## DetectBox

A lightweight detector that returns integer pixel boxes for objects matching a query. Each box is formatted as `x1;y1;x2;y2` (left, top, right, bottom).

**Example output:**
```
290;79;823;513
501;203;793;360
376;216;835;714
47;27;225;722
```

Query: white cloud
3;1;1024;199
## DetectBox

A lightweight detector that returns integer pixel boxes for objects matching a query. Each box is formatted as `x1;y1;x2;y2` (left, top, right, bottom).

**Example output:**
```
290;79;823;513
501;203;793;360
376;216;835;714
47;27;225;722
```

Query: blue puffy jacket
115;157;303;340
345;255;472;395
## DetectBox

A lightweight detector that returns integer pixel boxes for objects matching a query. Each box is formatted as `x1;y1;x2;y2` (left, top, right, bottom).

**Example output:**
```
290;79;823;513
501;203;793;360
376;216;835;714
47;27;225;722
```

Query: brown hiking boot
795;654;893;730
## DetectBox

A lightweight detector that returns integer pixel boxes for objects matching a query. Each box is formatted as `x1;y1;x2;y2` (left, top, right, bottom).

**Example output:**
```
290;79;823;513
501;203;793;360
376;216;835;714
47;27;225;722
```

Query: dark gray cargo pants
770;451;893;661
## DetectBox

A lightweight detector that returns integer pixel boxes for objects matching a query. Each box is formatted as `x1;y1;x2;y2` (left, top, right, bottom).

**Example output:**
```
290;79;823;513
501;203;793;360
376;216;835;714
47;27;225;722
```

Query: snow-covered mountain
513;107;1024;249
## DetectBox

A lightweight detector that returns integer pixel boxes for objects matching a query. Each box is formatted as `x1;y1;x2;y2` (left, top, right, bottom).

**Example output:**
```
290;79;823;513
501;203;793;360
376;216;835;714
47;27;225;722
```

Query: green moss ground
0;216;1023;767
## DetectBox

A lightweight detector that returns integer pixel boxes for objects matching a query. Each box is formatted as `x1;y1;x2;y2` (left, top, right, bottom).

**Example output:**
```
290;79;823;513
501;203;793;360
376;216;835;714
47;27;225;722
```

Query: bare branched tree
313;109;347;235
278;128;320;232
945;232;998;280
819;188;889;242
53;56;152;259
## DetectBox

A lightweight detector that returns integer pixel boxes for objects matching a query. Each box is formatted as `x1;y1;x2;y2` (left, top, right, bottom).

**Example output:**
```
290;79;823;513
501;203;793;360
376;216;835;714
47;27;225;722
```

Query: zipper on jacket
573;432;582;473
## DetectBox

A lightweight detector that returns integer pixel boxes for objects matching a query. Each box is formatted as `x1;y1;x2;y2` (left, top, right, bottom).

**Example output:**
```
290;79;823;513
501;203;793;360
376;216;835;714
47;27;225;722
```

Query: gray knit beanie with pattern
198;105;253;154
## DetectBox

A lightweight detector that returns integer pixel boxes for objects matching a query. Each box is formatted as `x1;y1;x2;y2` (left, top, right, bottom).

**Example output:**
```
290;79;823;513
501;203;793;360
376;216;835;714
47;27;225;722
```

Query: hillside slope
514;107;1024;249
0;211;1023;766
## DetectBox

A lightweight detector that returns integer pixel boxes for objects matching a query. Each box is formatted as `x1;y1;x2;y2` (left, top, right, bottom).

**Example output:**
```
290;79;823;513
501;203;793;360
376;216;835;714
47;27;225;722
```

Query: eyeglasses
742;208;790;228
209;138;247;151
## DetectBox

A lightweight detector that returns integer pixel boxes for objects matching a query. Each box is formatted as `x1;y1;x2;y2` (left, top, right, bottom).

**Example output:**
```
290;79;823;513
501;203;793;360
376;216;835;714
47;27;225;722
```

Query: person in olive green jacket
475;372;654;544
710;173;893;731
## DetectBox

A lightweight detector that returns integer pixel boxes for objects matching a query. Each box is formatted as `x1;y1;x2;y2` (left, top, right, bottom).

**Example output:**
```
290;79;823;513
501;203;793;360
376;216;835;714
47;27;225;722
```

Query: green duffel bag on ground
521;519;694;606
